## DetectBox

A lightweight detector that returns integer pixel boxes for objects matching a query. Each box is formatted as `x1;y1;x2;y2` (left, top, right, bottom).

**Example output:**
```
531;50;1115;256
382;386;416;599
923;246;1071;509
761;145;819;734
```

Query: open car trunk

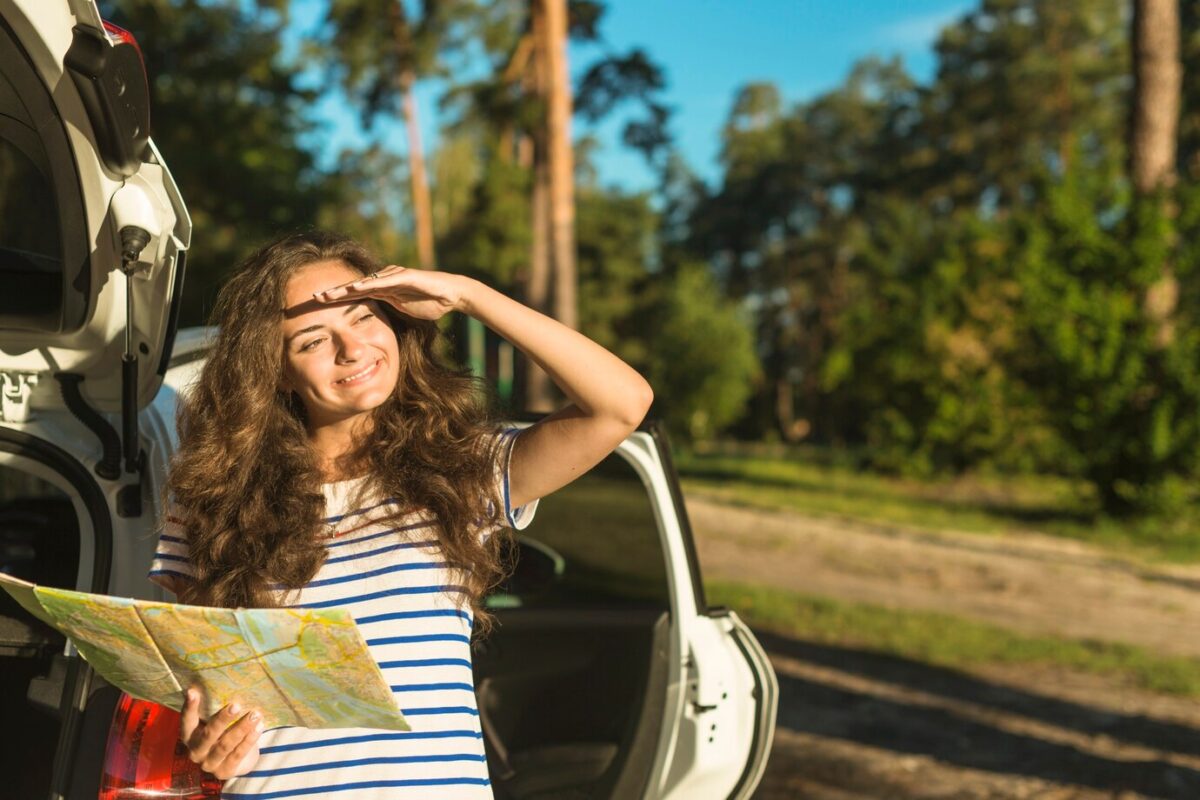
0;429;112;800
0;478;77;800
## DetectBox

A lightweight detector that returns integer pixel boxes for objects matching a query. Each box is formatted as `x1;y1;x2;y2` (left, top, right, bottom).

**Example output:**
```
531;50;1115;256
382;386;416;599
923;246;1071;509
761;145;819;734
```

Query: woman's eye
300;338;325;352
356;313;376;324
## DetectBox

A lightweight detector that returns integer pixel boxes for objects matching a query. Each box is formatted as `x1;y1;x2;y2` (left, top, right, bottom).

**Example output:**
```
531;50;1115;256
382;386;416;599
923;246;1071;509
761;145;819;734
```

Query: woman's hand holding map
180;687;264;780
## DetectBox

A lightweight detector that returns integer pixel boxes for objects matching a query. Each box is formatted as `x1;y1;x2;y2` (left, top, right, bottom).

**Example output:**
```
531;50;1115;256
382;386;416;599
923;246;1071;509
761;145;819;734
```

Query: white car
0;1;778;798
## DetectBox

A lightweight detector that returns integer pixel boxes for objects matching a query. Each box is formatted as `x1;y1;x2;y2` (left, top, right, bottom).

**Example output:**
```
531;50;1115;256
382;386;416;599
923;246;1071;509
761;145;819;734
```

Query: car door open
474;424;777;799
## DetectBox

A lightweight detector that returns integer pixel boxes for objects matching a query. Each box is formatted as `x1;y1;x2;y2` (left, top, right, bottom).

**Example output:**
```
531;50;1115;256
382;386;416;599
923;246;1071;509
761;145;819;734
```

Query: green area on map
0;573;408;730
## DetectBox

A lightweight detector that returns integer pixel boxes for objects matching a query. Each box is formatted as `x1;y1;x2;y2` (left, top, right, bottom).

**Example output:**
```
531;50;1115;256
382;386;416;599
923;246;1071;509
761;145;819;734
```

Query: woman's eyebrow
286;303;366;343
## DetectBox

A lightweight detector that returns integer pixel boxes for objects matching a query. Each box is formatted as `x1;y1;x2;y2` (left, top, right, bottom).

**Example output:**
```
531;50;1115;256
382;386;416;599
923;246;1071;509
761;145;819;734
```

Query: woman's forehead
280;260;372;333
283;259;360;304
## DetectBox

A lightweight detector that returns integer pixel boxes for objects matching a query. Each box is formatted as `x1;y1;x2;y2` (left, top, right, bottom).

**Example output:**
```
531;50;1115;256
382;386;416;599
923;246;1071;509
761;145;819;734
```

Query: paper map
0;573;408;730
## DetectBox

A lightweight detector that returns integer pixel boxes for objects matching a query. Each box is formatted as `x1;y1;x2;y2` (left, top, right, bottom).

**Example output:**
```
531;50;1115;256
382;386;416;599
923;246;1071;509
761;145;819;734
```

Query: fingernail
250;711;262;722
229;703;241;715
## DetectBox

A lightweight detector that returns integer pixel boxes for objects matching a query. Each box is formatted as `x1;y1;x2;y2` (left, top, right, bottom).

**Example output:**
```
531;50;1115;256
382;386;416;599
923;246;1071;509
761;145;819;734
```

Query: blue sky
294;0;976;192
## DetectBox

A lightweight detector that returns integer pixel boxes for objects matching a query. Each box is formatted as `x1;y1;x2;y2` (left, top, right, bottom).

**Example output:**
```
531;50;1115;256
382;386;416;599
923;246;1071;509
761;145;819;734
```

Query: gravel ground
684;497;1200;799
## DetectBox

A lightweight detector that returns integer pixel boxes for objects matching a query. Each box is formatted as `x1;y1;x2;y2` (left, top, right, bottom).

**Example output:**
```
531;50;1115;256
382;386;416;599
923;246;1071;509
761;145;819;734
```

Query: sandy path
755;635;1200;799
685;495;1200;658
683;495;1200;798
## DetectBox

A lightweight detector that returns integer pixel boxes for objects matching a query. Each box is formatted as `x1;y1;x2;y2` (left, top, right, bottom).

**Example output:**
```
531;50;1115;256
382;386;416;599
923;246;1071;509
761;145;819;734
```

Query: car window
489;450;670;610
0;70;64;331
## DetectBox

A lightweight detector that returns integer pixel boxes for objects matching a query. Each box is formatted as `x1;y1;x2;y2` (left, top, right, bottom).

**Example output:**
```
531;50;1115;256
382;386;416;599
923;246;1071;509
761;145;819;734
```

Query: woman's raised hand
180;687;263;780
314;266;470;322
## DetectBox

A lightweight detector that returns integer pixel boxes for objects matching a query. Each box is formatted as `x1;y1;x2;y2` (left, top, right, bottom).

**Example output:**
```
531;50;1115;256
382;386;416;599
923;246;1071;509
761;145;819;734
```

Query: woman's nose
336;330;366;362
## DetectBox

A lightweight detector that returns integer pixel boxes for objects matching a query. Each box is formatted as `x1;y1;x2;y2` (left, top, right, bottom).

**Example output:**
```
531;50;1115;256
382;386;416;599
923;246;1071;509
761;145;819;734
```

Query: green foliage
828;200;1069;476
438;145;531;286
1009;177;1200;514
638;265;760;441
316;144;414;264
682;0;1200;526
916;0;1128;210
99;0;1200;526
574;186;656;366
319;0;474;124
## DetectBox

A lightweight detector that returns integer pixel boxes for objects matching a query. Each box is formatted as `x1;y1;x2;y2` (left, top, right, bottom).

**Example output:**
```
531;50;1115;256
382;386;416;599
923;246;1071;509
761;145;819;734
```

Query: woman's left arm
459;279;654;509
317;269;654;509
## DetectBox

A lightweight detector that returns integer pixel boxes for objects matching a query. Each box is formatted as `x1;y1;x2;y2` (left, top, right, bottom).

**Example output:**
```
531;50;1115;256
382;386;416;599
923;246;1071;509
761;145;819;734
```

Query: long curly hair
165;231;512;629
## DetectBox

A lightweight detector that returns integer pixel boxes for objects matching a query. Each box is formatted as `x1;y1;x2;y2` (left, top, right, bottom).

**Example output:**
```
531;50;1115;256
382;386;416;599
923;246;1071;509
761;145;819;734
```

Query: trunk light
99;693;221;800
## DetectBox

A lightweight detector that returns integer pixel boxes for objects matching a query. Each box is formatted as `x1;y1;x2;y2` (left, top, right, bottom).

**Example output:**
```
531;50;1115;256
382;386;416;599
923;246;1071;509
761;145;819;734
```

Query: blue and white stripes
147;429;538;800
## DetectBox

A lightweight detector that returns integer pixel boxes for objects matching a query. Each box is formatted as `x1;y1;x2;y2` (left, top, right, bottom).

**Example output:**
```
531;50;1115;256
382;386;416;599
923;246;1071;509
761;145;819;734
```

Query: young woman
147;230;653;797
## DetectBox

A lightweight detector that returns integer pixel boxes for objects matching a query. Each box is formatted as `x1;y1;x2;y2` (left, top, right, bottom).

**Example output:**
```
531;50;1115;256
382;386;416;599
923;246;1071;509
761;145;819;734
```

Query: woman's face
278;259;402;430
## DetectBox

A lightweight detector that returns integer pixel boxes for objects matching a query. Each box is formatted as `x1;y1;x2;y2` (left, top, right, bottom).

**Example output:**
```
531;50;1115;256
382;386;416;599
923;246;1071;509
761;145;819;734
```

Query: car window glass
0;70;65;330
489;451;670;609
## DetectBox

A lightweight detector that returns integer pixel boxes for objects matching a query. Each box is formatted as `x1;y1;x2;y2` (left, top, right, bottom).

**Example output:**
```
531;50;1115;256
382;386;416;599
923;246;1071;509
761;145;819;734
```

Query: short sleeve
147;499;195;594
494;427;539;531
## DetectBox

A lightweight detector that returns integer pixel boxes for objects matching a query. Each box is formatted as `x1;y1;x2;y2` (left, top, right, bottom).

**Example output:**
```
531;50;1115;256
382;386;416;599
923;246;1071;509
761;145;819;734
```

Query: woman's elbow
618;377;654;429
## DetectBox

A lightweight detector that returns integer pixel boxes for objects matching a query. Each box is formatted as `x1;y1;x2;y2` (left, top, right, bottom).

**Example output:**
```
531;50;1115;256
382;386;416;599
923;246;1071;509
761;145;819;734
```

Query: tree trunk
523;2;555;411
525;155;553;409
385;1;436;269
542;0;577;333
519;0;578;411
499;34;535;164
400;72;437;268
1130;0;1181;194
1130;0;1182;346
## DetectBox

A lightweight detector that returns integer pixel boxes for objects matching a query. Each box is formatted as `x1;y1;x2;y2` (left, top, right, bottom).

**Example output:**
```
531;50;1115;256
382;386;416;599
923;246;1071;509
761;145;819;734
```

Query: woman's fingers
222;739;263;780
203;711;263;777
179;687;202;741
311;268;463;321
177;690;265;778
186;700;238;753
315;267;412;301
186;701;248;760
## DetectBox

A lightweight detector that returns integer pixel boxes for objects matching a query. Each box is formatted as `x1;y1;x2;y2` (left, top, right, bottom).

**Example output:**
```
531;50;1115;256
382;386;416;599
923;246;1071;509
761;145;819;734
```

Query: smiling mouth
334;359;381;386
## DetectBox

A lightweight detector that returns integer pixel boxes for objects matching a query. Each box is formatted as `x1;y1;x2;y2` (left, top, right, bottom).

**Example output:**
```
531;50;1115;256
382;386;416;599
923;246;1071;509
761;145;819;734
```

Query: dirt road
684;496;1200;799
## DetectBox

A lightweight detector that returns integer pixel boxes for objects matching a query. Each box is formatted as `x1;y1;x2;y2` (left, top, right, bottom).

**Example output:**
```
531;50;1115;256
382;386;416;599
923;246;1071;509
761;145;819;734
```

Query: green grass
676;447;1200;563
708;579;1200;698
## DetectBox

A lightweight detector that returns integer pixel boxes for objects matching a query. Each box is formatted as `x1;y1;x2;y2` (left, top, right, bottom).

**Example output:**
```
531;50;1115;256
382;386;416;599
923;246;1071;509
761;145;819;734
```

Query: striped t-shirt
147;429;537;799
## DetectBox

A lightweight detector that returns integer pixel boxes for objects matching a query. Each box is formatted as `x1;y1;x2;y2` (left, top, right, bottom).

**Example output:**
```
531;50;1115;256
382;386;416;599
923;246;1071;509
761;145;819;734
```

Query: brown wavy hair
165;230;512;629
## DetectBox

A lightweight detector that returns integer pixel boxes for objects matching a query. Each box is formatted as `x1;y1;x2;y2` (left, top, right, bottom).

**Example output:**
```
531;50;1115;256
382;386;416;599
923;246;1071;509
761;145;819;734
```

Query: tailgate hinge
0;371;39;423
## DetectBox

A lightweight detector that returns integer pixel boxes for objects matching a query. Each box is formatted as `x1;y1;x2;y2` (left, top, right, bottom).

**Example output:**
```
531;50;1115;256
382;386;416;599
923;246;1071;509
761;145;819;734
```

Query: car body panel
628;430;778;799
0;0;190;416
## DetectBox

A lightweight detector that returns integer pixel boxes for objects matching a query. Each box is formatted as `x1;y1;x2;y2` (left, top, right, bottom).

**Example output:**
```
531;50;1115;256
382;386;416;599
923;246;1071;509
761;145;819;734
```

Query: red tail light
99;693;222;800
101;21;144;62
65;18;152;176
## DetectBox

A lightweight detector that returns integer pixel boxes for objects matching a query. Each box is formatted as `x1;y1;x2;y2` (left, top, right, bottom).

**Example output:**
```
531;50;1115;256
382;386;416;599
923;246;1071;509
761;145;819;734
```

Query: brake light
99;693;222;800
65;18;152;176
101;21;144;63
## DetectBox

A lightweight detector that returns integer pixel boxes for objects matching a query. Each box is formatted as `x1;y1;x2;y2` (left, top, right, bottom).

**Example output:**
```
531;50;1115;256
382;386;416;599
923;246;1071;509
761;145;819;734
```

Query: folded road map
0;573;408;730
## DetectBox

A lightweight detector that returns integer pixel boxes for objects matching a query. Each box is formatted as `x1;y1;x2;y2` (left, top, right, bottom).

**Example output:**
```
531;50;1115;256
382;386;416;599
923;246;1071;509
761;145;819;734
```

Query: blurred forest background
101;0;1200;542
